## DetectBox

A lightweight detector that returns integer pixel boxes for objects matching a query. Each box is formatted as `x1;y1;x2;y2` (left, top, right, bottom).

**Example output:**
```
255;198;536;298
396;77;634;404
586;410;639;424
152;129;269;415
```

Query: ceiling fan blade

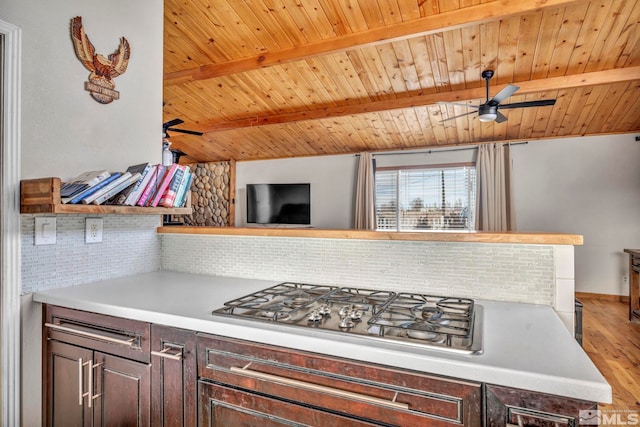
489;84;520;105
440;110;476;123
167;127;204;136
498;99;557;109
436;101;478;108
163;118;184;128
495;111;508;123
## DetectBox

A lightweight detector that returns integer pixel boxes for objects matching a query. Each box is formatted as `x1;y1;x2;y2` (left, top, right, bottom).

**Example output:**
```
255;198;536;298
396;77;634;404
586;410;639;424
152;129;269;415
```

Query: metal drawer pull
81;360;92;405
230;366;409;410
78;359;102;408
87;362;102;408
78;358;84;406
151;347;182;361
45;322;137;347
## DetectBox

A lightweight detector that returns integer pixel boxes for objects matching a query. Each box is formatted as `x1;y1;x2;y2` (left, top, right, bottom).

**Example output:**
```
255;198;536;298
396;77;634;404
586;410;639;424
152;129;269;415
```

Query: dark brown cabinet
44;305;151;427
151;324;197;426
197;333;482;427
44;304;599;427
46;340;93;426
485;384;597;427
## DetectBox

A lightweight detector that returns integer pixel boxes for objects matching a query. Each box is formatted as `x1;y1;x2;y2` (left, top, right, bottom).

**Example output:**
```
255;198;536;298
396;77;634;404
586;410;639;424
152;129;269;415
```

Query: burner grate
212;283;482;354
368;293;476;348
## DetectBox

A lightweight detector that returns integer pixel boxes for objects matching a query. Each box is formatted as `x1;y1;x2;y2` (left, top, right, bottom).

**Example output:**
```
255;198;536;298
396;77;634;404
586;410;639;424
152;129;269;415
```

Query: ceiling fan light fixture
478;105;498;122
478;113;497;122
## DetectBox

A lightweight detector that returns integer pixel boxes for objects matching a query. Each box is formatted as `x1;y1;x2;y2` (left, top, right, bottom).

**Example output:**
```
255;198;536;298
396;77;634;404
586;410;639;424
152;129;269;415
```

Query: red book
147;164;179;207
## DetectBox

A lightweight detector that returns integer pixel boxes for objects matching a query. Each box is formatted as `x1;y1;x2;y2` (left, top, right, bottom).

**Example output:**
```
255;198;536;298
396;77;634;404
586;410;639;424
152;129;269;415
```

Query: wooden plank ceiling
163;0;640;163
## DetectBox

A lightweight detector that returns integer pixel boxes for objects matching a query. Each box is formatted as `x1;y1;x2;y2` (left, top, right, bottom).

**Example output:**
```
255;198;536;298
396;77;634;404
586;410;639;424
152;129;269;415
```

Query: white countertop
32;271;612;404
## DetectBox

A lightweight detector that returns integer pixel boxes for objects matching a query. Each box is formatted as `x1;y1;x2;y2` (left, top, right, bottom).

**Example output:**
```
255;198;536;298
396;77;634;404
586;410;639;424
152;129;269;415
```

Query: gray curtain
354;152;376;230
475;143;515;231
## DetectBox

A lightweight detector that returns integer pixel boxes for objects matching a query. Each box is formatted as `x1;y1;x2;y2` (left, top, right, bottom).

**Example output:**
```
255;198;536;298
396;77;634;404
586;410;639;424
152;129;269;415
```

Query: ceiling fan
162;118;203;163
162;118;204;138
437;70;556;123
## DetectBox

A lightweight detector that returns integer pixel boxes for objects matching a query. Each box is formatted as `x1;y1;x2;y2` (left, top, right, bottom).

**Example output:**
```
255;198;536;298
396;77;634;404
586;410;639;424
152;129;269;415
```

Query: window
375;165;476;231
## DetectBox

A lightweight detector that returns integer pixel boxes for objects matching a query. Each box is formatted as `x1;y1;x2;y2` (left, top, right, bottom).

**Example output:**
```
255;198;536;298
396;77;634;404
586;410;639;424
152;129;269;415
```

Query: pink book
136;165;164;207
159;165;186;208
147;164;179;207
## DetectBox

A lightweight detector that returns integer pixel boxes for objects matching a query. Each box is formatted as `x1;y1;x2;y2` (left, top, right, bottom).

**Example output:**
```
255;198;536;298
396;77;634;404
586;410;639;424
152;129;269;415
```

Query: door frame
0;18;22;427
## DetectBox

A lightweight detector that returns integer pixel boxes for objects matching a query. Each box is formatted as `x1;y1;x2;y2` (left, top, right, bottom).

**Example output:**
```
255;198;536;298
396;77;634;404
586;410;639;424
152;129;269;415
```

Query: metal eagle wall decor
70;16;130;104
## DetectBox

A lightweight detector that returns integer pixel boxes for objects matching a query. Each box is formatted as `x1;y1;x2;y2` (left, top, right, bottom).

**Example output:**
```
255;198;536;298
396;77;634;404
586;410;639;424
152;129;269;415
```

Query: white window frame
375;163;476;232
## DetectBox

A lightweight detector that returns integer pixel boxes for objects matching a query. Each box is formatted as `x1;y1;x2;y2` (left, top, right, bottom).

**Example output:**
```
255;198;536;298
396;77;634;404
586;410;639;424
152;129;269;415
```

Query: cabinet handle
78;359;93;406
507;408;571;427
87;362;102;408
78;358;84;406
45;322;137;347
151;346;182;361
230;366;409;410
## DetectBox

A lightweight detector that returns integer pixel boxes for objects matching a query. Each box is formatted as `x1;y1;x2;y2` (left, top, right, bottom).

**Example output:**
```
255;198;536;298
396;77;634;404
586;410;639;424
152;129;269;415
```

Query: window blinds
375;166;476;231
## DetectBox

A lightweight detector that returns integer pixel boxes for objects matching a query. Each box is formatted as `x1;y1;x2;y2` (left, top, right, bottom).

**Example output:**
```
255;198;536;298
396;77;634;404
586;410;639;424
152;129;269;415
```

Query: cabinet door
92;352;151;427
46;341;93;427
151;324;197;427
198;380;380;427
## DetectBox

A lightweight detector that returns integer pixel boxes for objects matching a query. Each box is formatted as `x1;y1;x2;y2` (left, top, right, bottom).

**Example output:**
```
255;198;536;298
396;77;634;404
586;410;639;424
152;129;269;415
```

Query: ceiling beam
192;67;640;133
164;0;580;86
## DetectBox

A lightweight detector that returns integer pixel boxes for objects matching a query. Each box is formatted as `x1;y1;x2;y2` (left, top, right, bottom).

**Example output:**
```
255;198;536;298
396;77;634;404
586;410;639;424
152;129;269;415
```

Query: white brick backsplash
161;235;556;305
21;215;161;294
21;216;566;308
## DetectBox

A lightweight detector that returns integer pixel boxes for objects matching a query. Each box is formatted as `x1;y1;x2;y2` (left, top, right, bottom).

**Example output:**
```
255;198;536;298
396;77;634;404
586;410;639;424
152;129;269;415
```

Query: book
159;165;187;208
136;165;165;207
173;168;193;208
125;164;157;206
60;170;111;198
81;172;132;204
108;163;151;205
92;172;142;205
147;164;179;207
67;173;121;204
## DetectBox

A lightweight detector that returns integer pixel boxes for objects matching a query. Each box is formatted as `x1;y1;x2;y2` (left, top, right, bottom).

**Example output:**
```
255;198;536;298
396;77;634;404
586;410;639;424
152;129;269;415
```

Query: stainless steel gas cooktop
212;282;483;355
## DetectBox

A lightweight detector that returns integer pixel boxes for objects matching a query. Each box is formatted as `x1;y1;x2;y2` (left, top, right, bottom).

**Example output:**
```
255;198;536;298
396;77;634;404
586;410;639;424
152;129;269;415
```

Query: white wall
1;1;165;425
511;134;640;296
234;135;640;297
235;149;478;228
236;155;358;228
0;0;163;180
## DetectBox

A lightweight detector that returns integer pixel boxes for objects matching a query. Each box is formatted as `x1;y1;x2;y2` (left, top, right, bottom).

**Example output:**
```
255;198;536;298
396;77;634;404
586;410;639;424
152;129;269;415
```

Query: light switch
86;218;103;243
35;217;56;245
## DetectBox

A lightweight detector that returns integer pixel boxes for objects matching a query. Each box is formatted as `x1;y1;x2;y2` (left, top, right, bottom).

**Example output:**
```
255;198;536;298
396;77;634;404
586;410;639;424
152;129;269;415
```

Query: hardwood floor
580;297;640;410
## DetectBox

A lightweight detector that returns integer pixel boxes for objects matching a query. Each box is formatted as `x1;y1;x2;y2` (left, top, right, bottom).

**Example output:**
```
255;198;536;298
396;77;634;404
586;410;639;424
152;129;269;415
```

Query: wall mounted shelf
21;177;192;215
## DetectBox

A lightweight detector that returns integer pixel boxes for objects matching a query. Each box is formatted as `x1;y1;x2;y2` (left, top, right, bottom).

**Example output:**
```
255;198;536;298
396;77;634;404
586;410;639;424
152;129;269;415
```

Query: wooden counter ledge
157;226;583;245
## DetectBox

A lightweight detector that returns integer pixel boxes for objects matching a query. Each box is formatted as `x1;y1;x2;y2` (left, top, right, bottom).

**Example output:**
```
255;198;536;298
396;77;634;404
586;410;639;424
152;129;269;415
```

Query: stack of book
60;163;193;208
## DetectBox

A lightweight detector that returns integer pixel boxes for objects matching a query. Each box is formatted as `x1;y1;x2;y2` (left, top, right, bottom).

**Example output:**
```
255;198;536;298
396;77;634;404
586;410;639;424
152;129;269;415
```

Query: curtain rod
356;141;528;157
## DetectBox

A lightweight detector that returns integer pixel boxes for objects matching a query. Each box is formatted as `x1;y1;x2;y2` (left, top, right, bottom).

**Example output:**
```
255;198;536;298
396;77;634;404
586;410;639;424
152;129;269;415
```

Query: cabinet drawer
198;334;481;427
199;380;380;427
45;305;150;363
486;384;597;427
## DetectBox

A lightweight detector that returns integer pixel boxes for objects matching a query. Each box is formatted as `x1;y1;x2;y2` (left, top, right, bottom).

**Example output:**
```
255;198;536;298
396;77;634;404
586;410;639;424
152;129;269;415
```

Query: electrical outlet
85;218;103;243
623;275;629;285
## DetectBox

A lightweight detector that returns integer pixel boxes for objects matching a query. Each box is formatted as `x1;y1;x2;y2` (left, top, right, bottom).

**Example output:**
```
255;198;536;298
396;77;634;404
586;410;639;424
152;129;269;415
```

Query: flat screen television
246;183;311;225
